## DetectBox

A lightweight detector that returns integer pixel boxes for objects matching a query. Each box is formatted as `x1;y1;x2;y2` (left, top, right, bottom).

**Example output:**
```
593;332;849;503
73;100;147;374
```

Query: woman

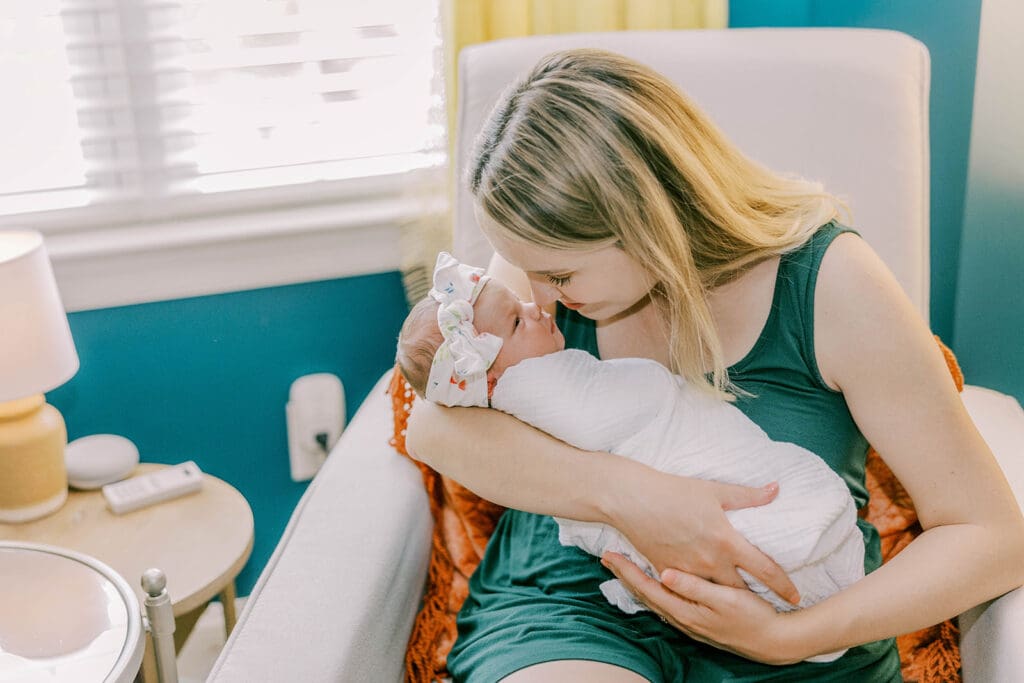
405;48;1024;682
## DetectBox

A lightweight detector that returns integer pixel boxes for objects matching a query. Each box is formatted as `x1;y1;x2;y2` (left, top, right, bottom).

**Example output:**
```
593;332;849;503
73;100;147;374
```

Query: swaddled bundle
491;348;864;654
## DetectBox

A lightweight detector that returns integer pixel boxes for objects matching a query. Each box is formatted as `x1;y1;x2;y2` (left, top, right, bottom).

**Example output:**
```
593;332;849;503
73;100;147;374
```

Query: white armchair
208;29;1024;682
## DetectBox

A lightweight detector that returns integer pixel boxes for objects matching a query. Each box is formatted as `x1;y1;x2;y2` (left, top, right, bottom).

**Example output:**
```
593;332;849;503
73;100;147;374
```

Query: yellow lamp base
0;395;70;524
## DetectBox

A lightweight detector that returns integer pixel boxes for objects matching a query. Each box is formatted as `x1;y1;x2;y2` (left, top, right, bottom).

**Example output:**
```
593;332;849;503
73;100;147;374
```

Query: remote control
102;461;204;514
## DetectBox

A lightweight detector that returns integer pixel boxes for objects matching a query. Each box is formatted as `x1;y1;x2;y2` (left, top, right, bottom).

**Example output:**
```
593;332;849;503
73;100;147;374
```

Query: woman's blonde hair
468;48;846;398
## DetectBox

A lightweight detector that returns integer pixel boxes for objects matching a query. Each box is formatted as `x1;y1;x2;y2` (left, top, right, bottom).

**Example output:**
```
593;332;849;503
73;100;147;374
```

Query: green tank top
558;223;880;567
559;222;873;511
448;223;899;681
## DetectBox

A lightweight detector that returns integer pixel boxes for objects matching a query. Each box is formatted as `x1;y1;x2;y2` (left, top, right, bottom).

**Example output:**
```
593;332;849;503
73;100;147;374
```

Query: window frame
0;0;446;311
5;167;446;312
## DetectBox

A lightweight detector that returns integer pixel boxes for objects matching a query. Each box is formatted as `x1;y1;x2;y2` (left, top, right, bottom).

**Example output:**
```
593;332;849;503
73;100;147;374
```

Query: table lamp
0;230;79;523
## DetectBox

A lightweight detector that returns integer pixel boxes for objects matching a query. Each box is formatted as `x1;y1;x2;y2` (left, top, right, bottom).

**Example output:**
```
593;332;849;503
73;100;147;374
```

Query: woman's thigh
500;660;652;683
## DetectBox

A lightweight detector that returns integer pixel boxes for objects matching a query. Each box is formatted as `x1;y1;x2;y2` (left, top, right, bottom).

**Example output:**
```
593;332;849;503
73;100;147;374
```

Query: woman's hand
607;469;800;605
602;552;807;664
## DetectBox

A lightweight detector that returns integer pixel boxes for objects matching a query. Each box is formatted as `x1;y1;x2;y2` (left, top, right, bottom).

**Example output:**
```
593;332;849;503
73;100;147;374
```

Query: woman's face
482;217;655;322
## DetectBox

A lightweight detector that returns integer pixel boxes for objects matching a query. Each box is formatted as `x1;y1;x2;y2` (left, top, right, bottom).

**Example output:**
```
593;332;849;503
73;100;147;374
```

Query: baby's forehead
474;280;516;318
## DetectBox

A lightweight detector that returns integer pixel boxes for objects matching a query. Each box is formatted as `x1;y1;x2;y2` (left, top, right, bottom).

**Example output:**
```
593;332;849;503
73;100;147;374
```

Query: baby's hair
396;296;444;398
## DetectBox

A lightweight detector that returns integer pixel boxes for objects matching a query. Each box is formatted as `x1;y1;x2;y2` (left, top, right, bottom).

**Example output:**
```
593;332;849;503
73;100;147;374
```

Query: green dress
447;223;902;682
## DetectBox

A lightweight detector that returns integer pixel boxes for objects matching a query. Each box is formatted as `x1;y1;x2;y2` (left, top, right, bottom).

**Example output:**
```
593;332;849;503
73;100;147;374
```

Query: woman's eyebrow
530;268;567;275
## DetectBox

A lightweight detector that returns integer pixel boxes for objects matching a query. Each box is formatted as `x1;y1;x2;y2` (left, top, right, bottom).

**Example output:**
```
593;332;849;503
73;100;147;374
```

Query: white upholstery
207;374;432;683
209;28;1023;682
959;386;1024;682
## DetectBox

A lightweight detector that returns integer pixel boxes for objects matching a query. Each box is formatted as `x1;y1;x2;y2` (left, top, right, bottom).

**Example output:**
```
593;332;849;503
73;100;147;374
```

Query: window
0;0;445;310
0;0;444;228
0;1;89;216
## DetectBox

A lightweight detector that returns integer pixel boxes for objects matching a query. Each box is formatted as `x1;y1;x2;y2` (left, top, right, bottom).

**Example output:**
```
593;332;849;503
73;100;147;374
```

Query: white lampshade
0;231;79;402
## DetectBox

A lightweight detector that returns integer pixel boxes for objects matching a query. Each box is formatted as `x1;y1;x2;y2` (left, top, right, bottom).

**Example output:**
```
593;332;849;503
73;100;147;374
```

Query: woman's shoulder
816;230;891;298
785;220;855;262
812;230;928;390
770;221;855;308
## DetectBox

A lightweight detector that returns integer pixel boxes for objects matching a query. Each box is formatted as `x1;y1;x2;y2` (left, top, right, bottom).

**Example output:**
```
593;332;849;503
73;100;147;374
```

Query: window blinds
0;0;444;222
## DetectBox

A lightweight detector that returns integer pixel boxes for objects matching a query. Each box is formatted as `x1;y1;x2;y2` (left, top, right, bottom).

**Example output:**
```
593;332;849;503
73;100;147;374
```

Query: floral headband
425;252;503;407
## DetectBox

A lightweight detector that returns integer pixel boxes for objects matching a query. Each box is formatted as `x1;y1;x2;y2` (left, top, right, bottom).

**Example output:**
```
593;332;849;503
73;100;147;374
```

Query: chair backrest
454;28;931;320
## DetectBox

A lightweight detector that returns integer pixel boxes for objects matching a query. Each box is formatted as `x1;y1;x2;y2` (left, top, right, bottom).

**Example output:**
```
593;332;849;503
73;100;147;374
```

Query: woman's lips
561;300;583;310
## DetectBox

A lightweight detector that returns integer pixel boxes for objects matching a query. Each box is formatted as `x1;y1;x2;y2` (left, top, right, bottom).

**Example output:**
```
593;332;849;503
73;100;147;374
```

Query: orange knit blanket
388;336;964;683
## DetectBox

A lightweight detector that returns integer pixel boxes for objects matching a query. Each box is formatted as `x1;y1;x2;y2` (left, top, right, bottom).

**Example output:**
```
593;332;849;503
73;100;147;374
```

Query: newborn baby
397;253;863;661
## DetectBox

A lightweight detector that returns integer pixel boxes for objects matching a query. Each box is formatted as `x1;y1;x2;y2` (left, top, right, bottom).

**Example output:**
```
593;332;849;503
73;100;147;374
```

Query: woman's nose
523;302;543;320
529;281;559;307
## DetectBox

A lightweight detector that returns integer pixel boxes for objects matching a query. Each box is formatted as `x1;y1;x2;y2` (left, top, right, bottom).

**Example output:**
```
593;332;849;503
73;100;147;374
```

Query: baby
398;253;863;661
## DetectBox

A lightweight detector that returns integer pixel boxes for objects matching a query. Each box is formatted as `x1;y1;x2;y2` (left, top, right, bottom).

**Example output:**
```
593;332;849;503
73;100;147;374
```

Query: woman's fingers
706;480;799;604
715;481;779;511
731;539;800;605
603;552;659;594
697;557;748;591
660;568;731;606
603;553;704;624
612;473;790;599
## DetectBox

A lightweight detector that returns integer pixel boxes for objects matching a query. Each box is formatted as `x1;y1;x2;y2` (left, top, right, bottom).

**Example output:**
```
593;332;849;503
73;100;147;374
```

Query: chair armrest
958;385;1024;682
208;372;432;683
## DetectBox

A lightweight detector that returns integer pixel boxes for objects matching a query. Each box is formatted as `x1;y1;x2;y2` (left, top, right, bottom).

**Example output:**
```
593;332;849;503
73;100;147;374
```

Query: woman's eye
513;316;520;330
546;274;572;286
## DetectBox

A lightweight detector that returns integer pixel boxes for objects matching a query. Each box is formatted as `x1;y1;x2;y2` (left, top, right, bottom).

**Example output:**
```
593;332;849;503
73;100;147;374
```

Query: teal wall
953;0;1024;401
730;0;983;347
46;271;409;595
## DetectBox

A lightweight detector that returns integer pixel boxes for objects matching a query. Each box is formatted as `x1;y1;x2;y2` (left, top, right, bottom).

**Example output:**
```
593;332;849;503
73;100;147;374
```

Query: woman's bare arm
407;401;621;518
784;233;1024;656
604;233;1024;662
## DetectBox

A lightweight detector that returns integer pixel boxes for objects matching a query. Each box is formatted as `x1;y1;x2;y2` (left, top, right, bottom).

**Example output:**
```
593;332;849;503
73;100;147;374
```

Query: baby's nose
524;302;543;319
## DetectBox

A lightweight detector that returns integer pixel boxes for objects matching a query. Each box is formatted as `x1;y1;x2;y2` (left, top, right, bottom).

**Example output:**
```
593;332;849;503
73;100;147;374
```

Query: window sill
46;191;445;312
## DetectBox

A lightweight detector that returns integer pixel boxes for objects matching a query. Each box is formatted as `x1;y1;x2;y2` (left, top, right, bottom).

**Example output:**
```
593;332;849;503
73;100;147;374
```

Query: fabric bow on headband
425;252;503;407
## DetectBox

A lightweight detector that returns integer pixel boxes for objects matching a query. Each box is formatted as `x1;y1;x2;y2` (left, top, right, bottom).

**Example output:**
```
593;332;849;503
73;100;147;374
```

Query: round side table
0;541;145;682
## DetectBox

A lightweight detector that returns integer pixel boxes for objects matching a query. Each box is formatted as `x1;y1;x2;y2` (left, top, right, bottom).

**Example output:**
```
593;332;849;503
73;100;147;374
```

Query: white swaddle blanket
490;349;863;661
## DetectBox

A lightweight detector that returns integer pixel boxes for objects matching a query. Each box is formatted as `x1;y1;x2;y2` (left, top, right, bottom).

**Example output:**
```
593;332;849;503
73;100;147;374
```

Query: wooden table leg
220;580;238;637
172;604;204;652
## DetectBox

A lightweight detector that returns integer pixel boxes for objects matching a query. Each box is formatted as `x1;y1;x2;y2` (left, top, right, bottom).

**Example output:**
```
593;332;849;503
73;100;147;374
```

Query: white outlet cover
286;373;345;482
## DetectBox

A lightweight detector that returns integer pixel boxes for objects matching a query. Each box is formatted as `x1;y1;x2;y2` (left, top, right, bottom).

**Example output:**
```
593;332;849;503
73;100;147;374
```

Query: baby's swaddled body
490;349;864;632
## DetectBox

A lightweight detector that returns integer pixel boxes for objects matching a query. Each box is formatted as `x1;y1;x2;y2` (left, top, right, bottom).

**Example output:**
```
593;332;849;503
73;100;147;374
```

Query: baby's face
473;280;565;380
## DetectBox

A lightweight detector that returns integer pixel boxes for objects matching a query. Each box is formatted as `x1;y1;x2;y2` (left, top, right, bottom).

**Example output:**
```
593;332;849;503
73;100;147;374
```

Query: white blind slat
0;0;443;219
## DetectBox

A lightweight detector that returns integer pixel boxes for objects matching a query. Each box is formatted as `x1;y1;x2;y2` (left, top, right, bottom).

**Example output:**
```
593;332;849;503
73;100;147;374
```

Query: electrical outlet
286;373;345;482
